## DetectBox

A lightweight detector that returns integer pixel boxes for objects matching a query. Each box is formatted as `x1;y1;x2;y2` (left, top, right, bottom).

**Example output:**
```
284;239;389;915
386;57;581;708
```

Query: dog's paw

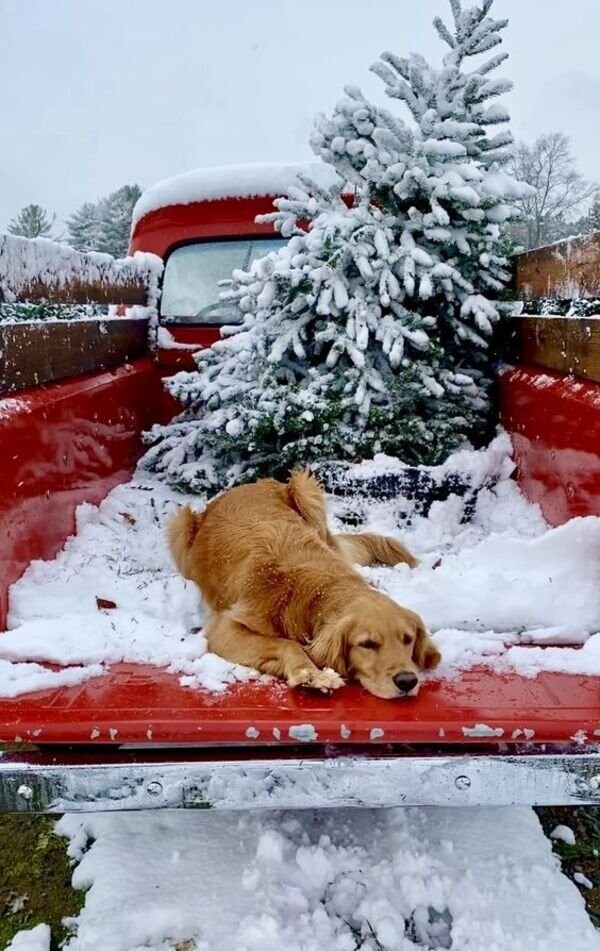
288;666;344;693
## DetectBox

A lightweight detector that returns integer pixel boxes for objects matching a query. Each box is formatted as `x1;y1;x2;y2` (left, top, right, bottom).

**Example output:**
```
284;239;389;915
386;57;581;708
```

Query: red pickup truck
0;164;598;812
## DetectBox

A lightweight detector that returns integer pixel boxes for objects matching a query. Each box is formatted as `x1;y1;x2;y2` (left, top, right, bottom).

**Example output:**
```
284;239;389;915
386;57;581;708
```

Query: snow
574;873;595;890
462;724;504;738
6;924;51;951
0;480;259;700
0;396;28;419
0;233;162;307
155;325;199;350
1;434;599;699
288;724;318;743
481;170;532;200
0;658;104;699
51;807;600;950
131;161;342;228
551;825;576;846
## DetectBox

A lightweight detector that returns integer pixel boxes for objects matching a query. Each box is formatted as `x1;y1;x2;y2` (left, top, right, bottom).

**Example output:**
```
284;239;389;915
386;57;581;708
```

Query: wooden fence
513;236;600;383
0;234;162;395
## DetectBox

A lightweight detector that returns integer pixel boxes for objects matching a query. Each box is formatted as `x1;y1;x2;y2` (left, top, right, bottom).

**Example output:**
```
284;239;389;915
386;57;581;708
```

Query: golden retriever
167;471;440;699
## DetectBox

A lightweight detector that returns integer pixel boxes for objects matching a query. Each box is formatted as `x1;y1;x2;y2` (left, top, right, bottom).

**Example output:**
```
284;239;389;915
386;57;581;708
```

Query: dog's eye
359;639;380;650
403;633;414;645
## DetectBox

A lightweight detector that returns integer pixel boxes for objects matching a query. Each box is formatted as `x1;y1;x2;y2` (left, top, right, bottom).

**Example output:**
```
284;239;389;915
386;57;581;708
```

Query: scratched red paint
0;663;597;747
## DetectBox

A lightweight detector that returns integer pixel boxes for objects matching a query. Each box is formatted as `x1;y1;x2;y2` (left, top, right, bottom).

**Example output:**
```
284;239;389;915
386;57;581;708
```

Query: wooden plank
0;234;161;305
5;277;149;306
0;318;149;395
517;316;600;383
515;233;600;300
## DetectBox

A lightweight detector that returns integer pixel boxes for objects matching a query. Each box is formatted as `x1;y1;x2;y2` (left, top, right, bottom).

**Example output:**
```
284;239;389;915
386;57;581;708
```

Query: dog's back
166;472;334;613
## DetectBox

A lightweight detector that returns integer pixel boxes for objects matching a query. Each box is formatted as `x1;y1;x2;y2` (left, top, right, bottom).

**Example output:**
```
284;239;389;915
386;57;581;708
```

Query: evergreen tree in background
574;191;600;237
97;184;142;256
586;194;600;232
67;184;142;256
8;203;56;239
65;201;103;253
142;0;527;493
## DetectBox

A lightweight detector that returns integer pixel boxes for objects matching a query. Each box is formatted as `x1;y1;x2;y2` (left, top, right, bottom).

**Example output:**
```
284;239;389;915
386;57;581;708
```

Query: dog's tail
335;531;418;569
166;505;205;579
286;469;336;547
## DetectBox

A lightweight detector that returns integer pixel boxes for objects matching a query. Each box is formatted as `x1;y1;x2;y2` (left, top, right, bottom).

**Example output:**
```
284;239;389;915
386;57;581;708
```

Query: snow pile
131;161;342;228
50;806;600;950
0;233;163;307
551;825;576;846
0;434;599;698
155;324;199;350
6;924;51;951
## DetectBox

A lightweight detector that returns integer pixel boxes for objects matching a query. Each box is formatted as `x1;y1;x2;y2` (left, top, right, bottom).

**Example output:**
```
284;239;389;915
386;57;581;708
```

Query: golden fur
167;471;441;699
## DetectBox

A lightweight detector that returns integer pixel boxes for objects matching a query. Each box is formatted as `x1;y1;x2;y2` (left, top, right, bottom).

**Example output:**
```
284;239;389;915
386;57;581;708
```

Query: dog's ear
413;623;441;671
308;617;349;677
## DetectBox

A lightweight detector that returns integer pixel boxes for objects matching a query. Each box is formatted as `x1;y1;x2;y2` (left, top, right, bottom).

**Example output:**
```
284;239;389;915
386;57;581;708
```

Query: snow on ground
41;807;598;950
6;924;51;951
1;434;599;697
551;824;577;846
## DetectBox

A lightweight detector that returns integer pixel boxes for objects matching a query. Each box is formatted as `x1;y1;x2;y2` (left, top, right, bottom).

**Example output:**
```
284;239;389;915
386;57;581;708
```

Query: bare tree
508;132;596;250
7;203;56;239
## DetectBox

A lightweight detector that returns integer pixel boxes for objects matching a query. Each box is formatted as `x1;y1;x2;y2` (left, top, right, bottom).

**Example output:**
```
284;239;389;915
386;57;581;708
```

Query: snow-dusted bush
142;0;527;492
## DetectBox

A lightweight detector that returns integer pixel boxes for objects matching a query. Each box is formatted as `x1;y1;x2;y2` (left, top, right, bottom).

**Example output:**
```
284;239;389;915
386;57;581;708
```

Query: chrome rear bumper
1;747;599;812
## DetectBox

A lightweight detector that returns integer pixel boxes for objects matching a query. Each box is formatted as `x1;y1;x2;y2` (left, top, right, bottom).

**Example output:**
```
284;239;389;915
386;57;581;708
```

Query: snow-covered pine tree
97;184;142;257
142;0;527;493
8;204;56;239
67;202;103;252
67;185;142;256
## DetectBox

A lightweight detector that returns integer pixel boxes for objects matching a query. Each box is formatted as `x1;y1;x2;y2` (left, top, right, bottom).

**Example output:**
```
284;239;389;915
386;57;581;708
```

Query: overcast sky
2;0;600;230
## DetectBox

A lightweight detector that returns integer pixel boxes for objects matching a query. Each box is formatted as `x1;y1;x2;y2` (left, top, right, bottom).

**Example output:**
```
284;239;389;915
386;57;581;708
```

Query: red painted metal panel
157;325;220;377
500;365;600;525
0;663;597;747
129;197;277;260
0;359;162;629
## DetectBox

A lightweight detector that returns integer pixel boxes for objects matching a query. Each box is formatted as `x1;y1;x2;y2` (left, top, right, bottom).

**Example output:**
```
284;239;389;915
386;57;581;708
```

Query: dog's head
311;595;441;699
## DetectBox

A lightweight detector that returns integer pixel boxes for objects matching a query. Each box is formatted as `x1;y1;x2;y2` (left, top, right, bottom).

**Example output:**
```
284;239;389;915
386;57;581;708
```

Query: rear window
160;237;285;324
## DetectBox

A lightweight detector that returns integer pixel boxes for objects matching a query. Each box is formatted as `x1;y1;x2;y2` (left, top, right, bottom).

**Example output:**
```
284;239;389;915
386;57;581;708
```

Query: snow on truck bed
4;434;600;951
1;434;599;698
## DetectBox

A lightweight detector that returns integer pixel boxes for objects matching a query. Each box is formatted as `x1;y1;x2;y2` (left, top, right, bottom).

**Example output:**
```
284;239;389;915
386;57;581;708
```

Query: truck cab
128;161;334;371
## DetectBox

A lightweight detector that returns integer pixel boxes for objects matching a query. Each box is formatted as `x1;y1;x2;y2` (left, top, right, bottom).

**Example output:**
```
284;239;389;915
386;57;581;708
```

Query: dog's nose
393;672;419;694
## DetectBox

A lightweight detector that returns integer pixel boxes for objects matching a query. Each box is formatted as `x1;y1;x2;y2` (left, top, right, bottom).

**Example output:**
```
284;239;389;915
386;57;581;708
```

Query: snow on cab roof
131;161;341;228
